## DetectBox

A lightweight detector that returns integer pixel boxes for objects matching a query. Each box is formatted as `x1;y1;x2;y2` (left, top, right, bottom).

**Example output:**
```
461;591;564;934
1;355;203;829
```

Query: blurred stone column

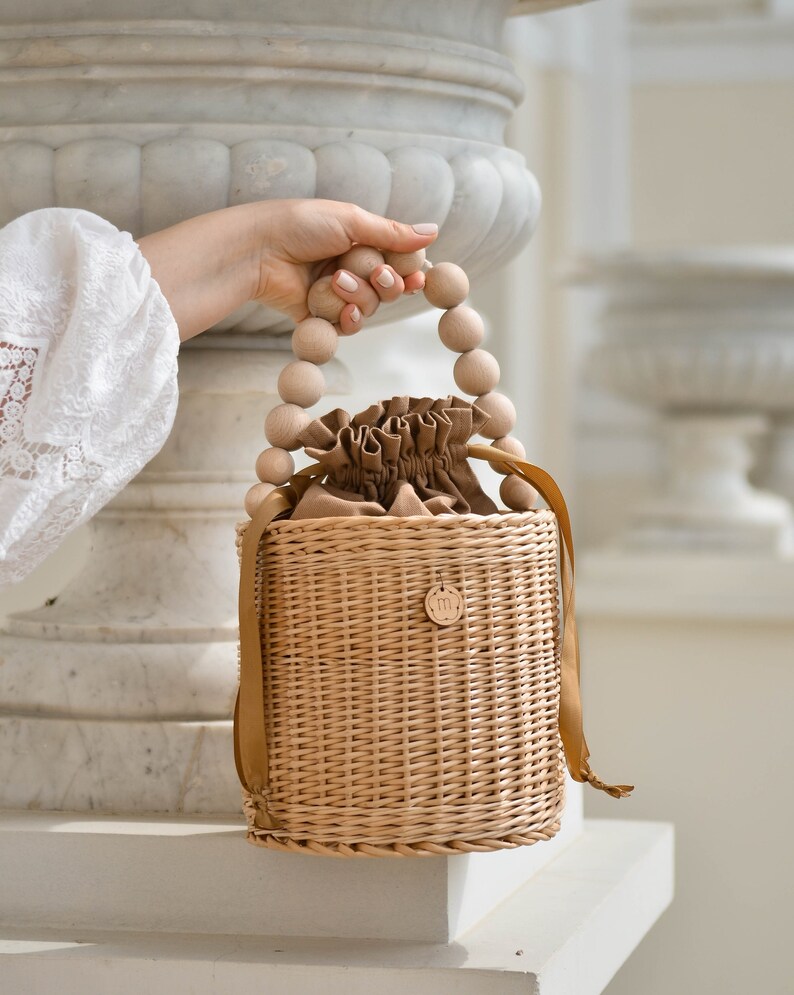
0;0;555;813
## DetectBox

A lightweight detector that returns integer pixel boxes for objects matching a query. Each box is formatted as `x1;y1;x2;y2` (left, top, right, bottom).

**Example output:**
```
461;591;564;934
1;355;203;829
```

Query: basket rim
249;508;557;531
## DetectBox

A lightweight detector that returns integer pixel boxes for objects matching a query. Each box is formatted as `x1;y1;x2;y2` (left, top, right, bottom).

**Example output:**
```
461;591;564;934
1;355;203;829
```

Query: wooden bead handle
246;250;534;516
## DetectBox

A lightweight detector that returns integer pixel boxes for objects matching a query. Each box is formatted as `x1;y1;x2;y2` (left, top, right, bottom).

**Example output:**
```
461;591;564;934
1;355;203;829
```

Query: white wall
582;8;794;995
631;19;794;247
584;604;794;995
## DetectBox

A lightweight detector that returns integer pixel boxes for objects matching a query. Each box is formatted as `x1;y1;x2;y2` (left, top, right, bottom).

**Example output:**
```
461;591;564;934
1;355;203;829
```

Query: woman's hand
251;199;436;335
137;199;438;342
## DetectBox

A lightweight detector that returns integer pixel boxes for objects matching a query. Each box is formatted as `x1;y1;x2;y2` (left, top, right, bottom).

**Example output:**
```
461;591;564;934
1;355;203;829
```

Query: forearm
137;203;263;342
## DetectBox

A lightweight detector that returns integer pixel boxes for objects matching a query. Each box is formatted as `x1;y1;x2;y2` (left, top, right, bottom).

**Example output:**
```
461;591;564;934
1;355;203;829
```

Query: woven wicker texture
237;510;566;856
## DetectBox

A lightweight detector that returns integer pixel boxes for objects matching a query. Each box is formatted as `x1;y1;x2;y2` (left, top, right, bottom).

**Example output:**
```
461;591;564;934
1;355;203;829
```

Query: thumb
342;205;438;253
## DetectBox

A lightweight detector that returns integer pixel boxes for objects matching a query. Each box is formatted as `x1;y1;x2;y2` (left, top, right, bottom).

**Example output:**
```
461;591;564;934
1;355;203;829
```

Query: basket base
242;788;564;857
245;824;561;858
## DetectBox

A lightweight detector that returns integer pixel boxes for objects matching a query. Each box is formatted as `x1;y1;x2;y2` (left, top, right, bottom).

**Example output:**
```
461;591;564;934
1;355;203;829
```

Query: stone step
0;820;674;995
0;791;582;944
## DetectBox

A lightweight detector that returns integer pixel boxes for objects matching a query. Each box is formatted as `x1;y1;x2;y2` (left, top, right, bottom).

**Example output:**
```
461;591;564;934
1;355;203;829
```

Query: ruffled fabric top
291;396;498;519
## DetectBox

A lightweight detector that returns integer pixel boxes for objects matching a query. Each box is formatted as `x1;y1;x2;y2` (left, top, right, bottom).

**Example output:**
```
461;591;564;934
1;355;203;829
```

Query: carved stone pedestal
628;414;792;553
581;249;794;555
0;345;346;813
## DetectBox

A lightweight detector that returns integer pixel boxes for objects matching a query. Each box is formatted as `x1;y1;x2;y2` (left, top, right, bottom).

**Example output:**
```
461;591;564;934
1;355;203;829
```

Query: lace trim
0;208;180;585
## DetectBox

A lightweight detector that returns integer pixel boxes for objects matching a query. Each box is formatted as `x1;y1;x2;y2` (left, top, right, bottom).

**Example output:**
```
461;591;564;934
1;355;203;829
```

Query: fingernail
335;270;358;292
350;305;361;322
412;223;438;236
376;268;395;289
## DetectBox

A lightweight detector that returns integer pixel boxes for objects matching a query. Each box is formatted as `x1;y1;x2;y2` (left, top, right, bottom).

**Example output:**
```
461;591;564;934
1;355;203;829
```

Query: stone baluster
578;249;794;555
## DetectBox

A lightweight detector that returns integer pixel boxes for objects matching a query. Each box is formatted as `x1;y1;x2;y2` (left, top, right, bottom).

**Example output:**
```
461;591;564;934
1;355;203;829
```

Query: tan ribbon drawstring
235;448;631;829
469;445;633;799
235;488;292;829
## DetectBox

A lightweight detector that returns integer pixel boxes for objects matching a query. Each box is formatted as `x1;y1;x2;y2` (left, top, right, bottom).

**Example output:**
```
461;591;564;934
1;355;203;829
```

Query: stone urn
0;0;563;335
0;0;590;813
581;249;794;555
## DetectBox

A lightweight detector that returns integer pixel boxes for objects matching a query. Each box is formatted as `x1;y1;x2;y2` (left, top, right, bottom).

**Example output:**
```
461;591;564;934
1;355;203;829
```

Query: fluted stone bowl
0;0;584;335
578;249;794;414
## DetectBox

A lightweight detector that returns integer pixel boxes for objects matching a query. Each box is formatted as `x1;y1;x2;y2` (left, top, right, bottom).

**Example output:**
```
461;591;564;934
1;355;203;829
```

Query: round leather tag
424;583;464;626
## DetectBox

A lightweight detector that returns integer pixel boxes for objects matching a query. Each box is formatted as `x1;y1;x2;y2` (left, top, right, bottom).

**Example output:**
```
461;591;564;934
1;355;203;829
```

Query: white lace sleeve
0;208;180;585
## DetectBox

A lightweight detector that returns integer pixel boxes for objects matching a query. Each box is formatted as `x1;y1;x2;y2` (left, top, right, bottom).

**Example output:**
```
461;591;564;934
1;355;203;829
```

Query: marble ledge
0;717;241;815
578;548;794;622
0;819;674;995
0;787;583;944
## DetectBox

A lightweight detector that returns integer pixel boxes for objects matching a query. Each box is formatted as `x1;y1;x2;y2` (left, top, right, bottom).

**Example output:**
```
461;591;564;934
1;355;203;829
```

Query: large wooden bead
338;245;385;280
424;262;469;309
307;275;345;323
500;474;538;512
265;403;311;451
492;435;526;475
438;306;484;352
255;447;295;486
453;348;500;396
292;317;338;365
475;392;517;439
278;360;325;408
244;482;277;518
383;248;426;277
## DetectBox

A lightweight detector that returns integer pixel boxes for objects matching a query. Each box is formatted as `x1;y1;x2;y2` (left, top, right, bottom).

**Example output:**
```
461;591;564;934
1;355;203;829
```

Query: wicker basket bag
235;259;631;857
